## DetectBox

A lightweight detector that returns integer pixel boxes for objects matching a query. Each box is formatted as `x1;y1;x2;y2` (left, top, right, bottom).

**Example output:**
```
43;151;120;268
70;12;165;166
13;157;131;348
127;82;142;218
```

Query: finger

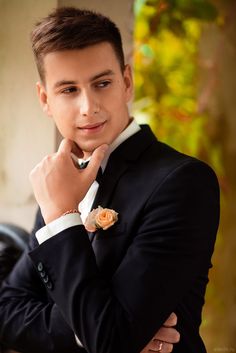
71;141;84;158
29;154;53;180
148;340;173;353
57;139;74;155
153;327;180;344
86;144;108;176
164;312;177;327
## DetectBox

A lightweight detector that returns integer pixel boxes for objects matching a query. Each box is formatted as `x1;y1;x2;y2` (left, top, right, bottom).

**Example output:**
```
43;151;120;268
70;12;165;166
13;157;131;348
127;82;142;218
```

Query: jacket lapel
87;156;129;242
88;125;156;242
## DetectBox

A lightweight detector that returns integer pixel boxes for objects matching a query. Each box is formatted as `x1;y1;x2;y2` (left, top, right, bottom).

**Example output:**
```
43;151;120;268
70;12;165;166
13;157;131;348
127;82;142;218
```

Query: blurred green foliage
133;0;221;172
133;1;226;346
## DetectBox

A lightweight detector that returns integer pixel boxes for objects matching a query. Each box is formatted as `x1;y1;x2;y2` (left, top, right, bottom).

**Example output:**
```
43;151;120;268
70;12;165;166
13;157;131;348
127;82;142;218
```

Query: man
0;7;219;353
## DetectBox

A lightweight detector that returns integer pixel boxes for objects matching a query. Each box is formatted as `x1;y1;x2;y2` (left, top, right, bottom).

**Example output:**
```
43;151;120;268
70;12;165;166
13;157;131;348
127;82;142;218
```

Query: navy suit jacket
0;125;220;353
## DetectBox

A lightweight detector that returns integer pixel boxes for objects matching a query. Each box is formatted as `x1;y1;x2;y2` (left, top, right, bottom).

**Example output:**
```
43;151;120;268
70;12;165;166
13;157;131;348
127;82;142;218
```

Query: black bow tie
79;161;89;169
79;161;103;184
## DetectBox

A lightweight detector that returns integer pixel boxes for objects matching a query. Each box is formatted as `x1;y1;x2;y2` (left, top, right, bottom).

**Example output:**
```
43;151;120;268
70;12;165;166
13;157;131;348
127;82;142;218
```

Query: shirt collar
101;118;141;171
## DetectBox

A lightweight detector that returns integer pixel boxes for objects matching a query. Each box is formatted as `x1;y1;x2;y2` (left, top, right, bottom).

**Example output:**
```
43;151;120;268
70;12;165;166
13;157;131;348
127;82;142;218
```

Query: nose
79;90;99;117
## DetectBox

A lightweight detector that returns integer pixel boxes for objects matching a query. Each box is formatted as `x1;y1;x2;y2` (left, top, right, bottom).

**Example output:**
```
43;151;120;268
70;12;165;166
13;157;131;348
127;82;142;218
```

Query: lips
78;121;106;133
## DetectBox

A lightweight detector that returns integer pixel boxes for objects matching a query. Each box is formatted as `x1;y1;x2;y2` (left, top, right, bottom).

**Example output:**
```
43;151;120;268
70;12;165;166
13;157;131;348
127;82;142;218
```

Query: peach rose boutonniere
84;206;118;232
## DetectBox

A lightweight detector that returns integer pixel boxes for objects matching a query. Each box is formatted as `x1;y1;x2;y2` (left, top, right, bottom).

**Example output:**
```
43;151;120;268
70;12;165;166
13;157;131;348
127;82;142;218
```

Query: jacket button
46;282;53;290
40;271;46;278
43;275;49;284
37;262;43;272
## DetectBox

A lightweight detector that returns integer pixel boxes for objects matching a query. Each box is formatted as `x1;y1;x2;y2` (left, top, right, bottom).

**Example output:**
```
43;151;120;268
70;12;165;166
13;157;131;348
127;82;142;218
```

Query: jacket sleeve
0;210;84;353
28;160;220;353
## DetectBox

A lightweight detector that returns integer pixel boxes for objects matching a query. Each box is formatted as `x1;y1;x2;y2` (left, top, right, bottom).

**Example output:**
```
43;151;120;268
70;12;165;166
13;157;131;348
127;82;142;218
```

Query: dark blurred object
0;223;29;285
0;223;29;353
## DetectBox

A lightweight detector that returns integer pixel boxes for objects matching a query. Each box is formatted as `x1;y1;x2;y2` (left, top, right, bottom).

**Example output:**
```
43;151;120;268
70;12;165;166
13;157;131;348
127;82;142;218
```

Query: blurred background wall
0;0;56;230
0;0;235;352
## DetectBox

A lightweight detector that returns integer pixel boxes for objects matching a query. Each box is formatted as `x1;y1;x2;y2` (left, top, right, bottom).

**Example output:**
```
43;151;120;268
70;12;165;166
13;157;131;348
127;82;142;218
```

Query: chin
77;142;102;157
82;138;110;150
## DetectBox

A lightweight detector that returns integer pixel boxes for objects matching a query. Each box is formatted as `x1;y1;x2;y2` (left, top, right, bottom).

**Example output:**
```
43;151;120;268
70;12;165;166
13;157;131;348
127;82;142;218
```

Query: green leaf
134;0;147;16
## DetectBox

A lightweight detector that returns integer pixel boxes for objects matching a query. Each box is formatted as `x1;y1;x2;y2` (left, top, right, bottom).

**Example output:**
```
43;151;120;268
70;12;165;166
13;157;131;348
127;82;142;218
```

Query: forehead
43;42;121;85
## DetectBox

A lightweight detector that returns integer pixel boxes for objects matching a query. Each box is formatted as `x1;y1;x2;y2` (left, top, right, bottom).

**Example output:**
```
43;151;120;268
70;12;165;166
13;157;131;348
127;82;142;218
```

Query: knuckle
150;339;162;351
168;314;177;326
147;341;155;350
171;328;180;342
170;318;177;326
170;328;180;342
43;154;51;161
171;312;177;320
157;327;180;343
172;330;180;343
175;331;181;342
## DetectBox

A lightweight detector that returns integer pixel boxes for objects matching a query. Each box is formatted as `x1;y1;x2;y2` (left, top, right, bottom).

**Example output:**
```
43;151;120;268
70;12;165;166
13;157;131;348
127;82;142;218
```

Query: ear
123;64;133;102
36;82;52;117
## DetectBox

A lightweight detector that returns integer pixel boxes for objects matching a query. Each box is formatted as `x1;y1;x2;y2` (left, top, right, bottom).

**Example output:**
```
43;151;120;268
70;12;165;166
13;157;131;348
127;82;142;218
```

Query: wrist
43;207;79;224
62;209;80;216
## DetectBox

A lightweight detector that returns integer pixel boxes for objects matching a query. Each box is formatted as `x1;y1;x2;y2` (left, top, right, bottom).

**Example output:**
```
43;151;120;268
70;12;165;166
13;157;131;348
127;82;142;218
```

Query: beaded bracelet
62;209;80;216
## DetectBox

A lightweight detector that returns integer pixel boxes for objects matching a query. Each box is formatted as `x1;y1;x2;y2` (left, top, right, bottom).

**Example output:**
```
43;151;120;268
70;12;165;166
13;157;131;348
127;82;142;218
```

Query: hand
140;313;180;352
29;139;108;224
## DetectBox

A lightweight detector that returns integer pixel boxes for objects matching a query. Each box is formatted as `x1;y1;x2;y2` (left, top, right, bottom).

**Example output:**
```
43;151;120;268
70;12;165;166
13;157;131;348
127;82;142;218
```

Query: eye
61;86;77;94
95;80;111;89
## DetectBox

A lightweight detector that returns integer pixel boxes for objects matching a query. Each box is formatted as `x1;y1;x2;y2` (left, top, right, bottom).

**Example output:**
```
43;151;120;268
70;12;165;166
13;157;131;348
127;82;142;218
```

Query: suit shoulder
138;125;216;175
152;140;215;170
144;139;219;191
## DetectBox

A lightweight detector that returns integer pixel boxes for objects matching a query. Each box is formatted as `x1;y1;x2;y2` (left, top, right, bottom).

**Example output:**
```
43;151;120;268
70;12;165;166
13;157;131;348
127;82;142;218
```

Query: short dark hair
31;7;125;83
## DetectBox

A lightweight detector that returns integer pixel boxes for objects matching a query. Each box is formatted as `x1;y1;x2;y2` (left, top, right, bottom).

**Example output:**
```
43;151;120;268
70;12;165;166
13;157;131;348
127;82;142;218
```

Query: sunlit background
133;1;236;351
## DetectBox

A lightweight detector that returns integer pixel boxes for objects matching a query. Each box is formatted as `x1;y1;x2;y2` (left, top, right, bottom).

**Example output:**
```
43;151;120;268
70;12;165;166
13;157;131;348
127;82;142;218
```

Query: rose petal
84;206;118;232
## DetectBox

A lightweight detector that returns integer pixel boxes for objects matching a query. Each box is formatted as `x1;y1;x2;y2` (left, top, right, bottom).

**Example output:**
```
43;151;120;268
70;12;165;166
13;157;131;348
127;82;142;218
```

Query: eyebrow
53;69;115;90
91;69;115;81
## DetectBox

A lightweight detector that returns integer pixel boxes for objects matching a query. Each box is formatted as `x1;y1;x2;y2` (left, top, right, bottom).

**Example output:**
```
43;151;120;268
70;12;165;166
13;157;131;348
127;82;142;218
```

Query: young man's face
37;42;133;157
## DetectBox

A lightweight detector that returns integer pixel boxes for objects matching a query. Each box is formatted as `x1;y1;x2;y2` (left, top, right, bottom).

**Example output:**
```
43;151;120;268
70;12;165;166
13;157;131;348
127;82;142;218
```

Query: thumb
87;144;108;177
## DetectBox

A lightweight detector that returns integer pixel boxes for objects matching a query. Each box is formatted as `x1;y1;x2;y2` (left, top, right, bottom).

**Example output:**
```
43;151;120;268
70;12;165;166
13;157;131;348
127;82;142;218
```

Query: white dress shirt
35;119;141;244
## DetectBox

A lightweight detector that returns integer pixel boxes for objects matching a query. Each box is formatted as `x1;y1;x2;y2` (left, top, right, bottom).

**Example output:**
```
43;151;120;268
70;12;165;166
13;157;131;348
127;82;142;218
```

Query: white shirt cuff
35;213;83;244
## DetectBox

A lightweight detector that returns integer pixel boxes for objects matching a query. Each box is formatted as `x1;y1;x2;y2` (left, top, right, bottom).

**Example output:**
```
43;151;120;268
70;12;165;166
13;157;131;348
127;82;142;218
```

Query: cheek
50;101;73;125
52;113;74;138
49;94;74;113
107;90;127;111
